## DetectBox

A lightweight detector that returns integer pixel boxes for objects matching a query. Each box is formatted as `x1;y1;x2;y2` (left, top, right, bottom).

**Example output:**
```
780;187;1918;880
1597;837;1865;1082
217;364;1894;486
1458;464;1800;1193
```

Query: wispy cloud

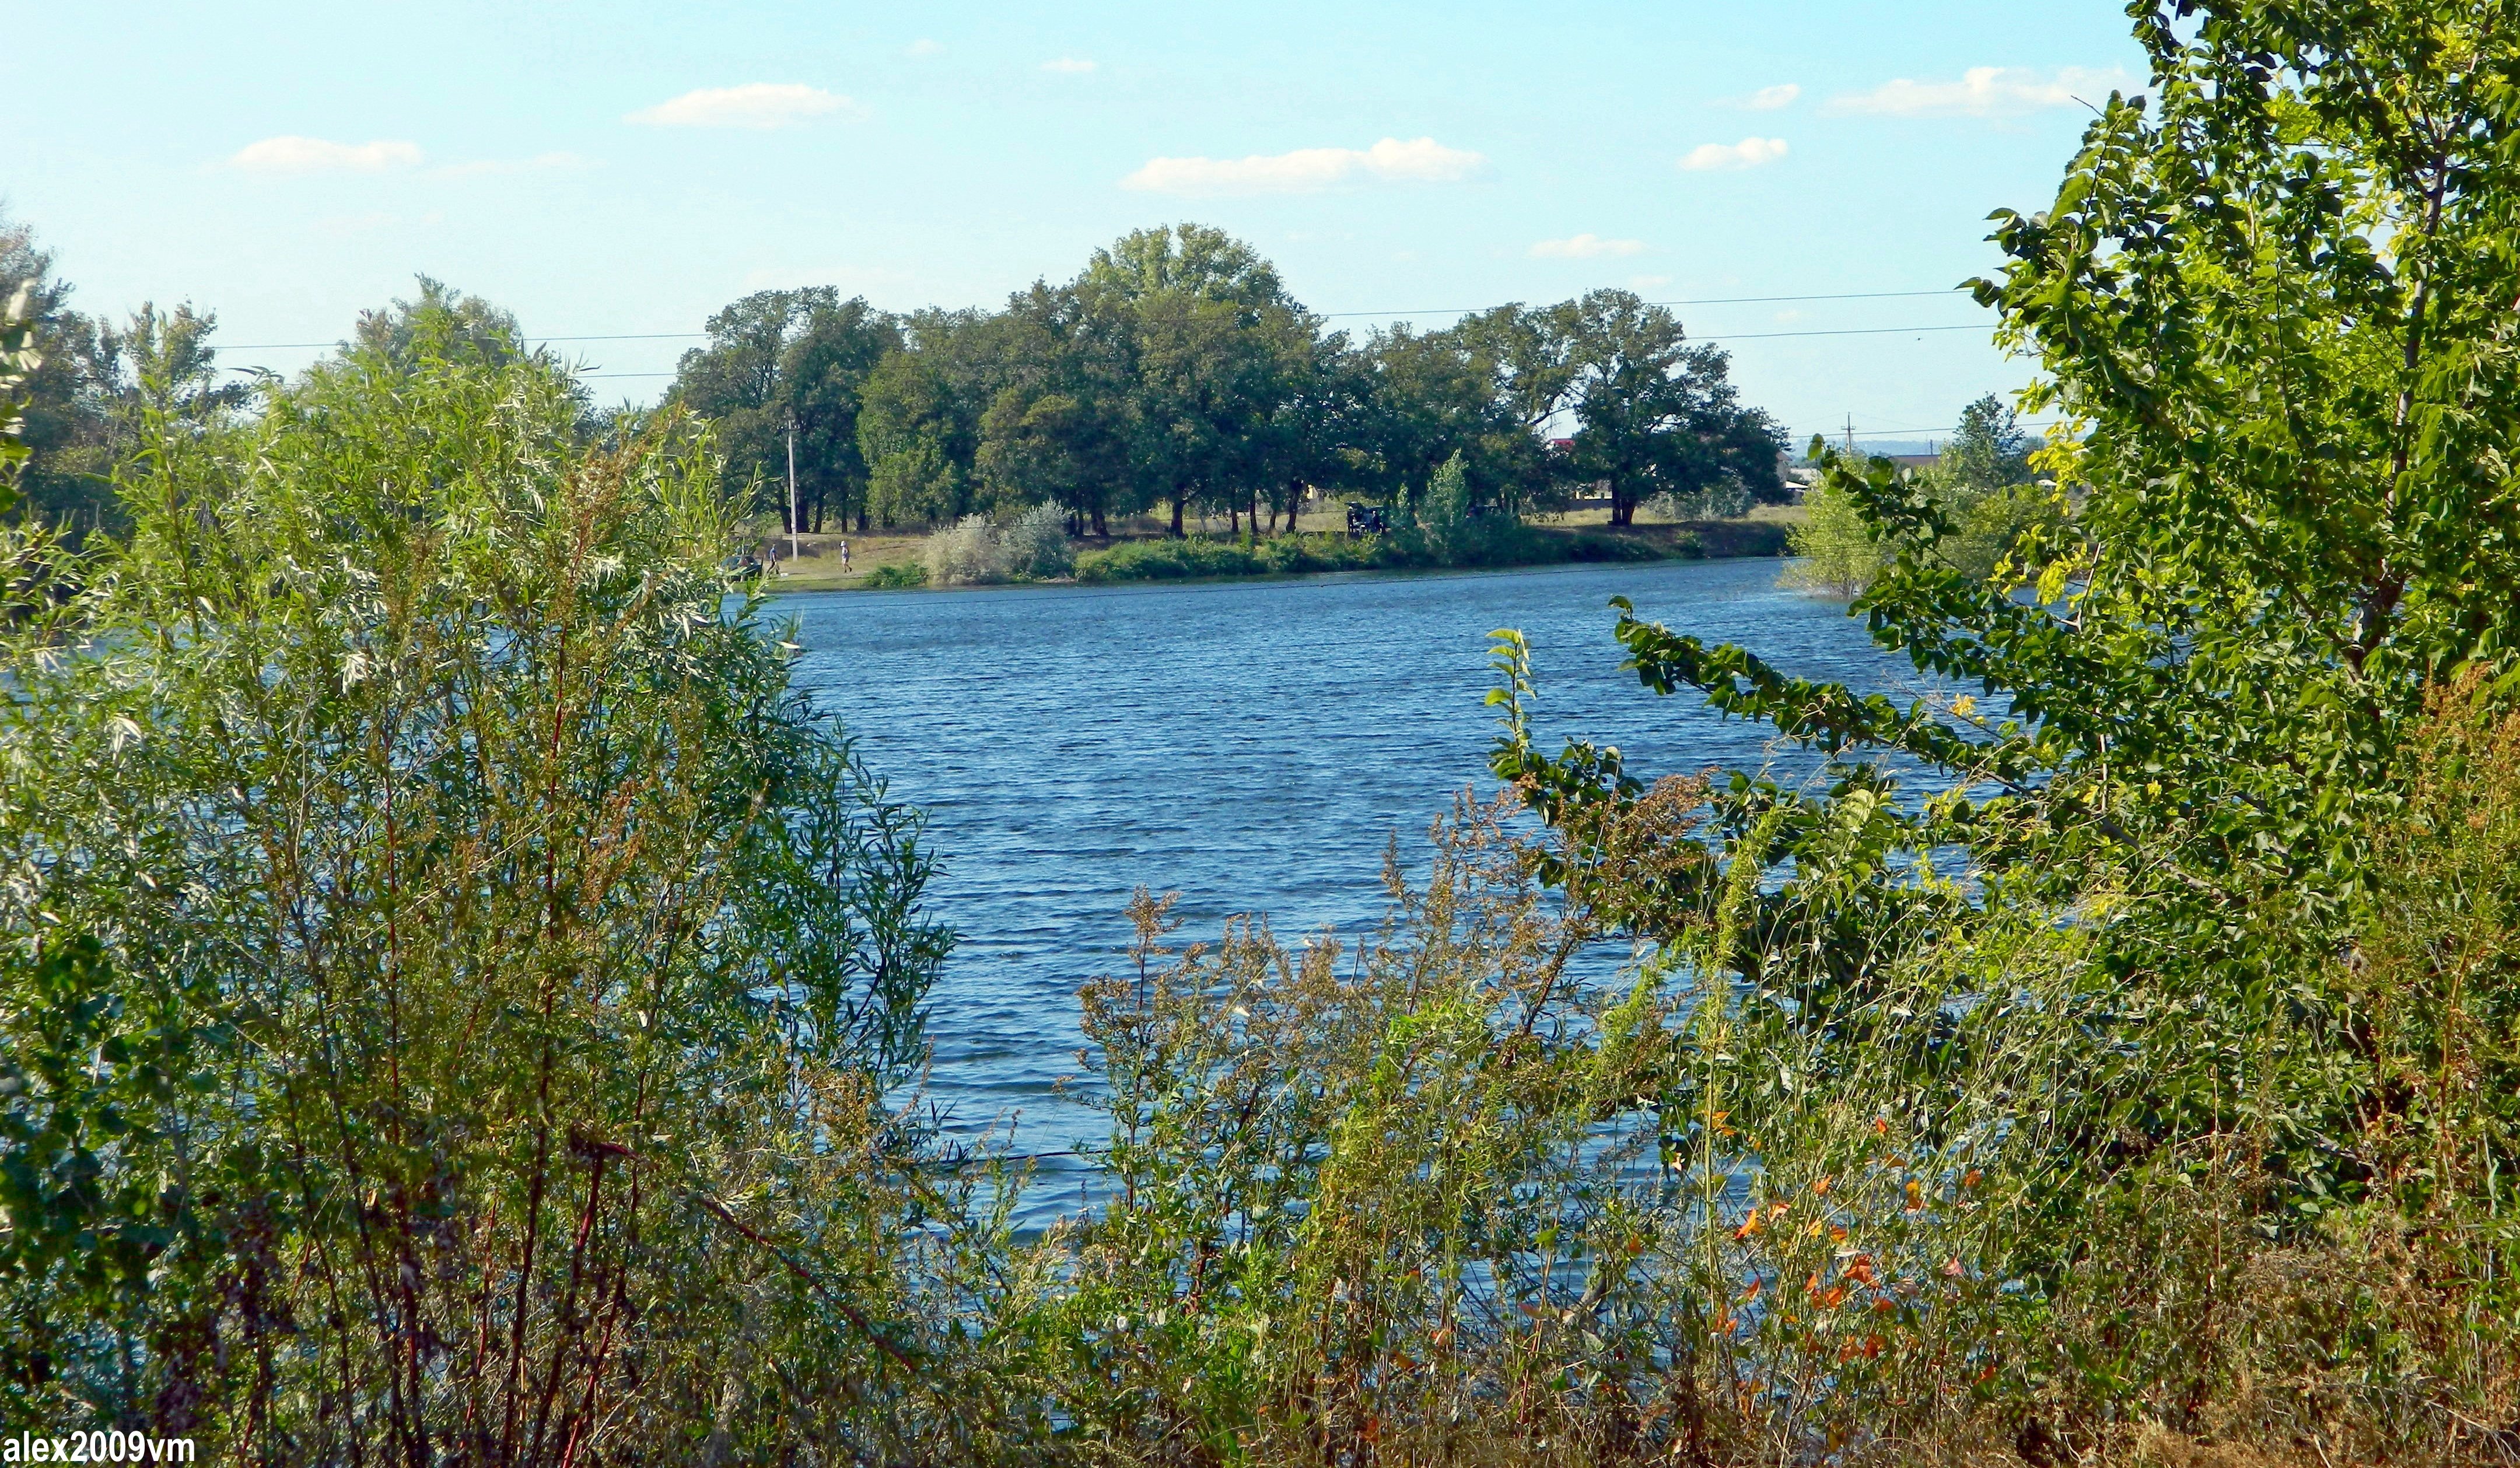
1828;65;2133;118
907;38;944;57
627;83;851;129
1122;136;1485;195
432;151;592;178
230;136;424;174
1679;136;1788;171
1734;83;1801;110
1530;233;1645;260
1042;57;1097;73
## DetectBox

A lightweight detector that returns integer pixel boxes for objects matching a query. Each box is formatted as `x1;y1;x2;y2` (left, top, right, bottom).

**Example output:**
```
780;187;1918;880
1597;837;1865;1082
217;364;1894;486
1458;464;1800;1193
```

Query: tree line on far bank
667;225;1788;539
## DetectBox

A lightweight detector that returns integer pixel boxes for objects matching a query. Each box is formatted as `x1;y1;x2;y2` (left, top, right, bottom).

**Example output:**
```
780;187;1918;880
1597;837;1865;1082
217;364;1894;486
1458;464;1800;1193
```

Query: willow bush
0;330;1038;1461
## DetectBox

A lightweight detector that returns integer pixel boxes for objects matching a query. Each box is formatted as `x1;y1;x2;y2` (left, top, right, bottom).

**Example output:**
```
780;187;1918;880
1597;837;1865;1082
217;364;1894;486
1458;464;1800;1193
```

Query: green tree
856;309;1008;528
975;282;1139;536
1082;224;1311;536
351;273;531;372
1940;391;2035;490
0;317;1006;1455
673;288;900;534
1779;444;1889;596
1495;0;2520;1445
1559;289;1783;525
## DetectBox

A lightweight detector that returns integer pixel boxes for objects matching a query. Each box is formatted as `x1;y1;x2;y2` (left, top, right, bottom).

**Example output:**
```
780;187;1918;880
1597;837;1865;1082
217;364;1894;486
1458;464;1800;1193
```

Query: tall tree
1560;289;1783;525
1082;224;1311;536
1940;391;2036;490
975;282;1140;536
0;212;244;535
856;309;1012;528
672;288;899;533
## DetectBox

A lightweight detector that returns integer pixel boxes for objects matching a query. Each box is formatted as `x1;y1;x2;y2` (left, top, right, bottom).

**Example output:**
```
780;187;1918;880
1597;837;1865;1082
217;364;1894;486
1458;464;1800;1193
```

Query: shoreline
758;517;1794;595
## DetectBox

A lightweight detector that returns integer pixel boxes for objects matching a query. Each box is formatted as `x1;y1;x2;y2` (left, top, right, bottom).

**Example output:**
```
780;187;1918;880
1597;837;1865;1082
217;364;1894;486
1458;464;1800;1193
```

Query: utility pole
784;410;800;574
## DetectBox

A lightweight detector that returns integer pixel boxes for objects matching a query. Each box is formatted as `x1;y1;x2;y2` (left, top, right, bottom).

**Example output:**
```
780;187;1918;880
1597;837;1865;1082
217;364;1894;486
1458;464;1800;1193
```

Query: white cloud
1122;136;1485;195
1739;83;1801;110
1530;233;1646;260
432;151;592;178
1042;57;1097;73
626;83;850;129
230;136;424;173
1679;136;1788;171
907;38;944;57
1629;274;1672;290
1828;65;2134;118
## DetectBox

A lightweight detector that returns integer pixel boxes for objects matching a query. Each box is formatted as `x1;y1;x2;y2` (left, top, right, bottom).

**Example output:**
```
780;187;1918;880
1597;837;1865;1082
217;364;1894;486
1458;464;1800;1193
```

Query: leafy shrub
1413;451;1524;567
1074;535;1256;582
1003;500;1075;579
860;559;927;589
1782;476;1886;595
0;342;1020;1454
922;511;1010;586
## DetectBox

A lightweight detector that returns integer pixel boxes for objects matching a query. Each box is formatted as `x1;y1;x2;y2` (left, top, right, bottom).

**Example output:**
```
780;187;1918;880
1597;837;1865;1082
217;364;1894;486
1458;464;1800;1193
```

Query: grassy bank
768;516;1790;592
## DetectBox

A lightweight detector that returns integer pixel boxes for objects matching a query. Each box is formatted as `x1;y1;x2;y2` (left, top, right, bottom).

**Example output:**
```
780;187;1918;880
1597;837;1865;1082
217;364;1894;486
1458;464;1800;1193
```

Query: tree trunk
1092;506;1108;538
1171;493;1186;538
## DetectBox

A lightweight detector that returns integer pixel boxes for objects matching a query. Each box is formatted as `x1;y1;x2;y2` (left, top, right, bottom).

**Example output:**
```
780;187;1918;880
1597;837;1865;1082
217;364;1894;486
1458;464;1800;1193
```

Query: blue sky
5;1;2146;444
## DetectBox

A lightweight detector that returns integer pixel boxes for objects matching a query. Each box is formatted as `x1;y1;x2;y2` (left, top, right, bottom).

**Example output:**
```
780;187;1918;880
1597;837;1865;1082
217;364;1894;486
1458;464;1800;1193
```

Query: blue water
779;557;1919;1217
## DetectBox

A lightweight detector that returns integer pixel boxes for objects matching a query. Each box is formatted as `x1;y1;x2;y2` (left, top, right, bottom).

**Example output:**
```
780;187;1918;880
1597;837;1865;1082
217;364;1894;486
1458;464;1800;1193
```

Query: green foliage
1408;451;1520;567
1005;500;1077;579
1781;473;1887;596
0;282;34;509
0;212;244;536
1784;402;2067;599
859;559;928;590
1558;289;1785;526
0;330;1021;1456
925;512;1013;586
671;288;899;534
1468;2;2520;1457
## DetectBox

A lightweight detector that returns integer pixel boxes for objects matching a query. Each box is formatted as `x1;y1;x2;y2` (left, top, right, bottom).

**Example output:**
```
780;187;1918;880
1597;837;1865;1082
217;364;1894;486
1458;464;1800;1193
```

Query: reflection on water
780;557;1916;1223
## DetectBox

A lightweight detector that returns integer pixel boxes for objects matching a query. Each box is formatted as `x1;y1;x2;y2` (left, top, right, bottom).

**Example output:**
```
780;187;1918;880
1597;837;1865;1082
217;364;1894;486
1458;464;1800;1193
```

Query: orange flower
1964;1169;1983;1189
1821;1285;1849;1309
1844;1254;1877;1286
1804;1272;1824;1300
1768;1200;1792;1220
1872;1297;1897;1315
1862;1334;1885;1360
1812;1175;1833;1197
1903;1179;1925;1213
1741;1277;1763;1302
1873;1117;1889;1138
1734;1213;1766;1241
1829;1225;1849;1245
1941;1257;1966;1279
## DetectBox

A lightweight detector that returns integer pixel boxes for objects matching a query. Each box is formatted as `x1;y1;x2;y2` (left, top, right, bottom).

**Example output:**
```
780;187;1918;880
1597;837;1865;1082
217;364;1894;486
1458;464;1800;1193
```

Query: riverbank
755;506;1798;592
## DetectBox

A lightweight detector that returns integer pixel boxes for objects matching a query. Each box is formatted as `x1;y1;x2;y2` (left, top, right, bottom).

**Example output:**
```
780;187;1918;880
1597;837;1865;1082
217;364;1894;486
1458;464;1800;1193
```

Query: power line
222;288;1985;354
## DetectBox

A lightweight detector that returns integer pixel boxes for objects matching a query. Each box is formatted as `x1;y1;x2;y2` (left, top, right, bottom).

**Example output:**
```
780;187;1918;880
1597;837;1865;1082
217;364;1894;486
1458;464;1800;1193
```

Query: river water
779;556;1917;1221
